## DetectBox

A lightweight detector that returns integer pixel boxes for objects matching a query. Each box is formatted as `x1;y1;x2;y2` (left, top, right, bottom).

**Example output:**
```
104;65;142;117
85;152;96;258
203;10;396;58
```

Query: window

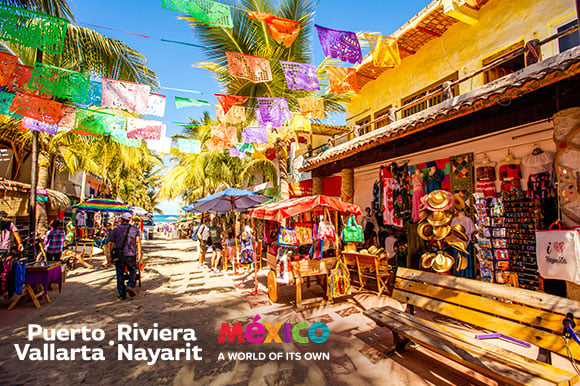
356;115;371;136
558;20;580;53
374;105;392;130
482;41;525;84
401;72;458;118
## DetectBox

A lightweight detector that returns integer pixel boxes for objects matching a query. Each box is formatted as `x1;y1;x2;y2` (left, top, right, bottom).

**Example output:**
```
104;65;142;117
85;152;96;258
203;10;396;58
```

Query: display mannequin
411;170;425;222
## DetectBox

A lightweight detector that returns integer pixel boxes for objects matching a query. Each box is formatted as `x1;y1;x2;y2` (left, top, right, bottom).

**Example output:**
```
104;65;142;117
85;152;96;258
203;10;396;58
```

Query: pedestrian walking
108;212;142;300
102;223;113;267
197;217;211;266
0;211;23;257
44;220;65;262
209;217;225;272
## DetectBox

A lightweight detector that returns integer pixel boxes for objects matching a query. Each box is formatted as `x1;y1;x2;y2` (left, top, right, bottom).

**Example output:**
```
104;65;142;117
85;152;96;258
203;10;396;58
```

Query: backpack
191;224;202;242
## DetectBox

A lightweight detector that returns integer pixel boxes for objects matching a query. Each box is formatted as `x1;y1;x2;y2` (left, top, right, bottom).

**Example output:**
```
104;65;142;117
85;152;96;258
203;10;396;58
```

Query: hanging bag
536;222;580;284
318;209;336;242
328;260;351;298
295;222;313;245
341;215;364;243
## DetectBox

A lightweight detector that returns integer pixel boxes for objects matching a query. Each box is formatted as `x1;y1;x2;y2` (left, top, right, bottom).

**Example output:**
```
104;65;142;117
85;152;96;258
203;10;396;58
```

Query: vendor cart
249;195;361;306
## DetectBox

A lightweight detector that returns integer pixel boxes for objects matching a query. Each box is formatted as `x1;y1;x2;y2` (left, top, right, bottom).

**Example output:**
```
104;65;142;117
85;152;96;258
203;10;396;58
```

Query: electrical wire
564;336;580;376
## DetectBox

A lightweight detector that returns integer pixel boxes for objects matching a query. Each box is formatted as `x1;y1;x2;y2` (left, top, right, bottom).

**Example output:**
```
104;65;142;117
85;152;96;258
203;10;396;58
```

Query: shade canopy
130;206;153;217
183;187;270;215
73;198;131;213
249;195;361;223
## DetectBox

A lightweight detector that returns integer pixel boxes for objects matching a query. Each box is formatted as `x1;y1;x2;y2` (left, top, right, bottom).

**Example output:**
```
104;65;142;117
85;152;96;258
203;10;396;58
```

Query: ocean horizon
153;214;180;223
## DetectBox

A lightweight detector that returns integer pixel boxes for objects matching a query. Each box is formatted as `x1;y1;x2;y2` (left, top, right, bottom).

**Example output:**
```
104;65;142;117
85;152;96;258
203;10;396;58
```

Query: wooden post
341;168;354;203
312;176;323;195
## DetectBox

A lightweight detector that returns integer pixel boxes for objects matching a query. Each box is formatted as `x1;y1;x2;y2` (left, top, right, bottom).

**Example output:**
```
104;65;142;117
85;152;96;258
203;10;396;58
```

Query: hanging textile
175;96;209;109
57;106;76;132
0;52;17;86
211;126;238;150
279;61;319;91
256;97;291;128
28;63;90;103
73;108;126;136
325;66;360;94
84;80;102;107
146;93;166;117
101;78;150;114
215;94;248;115
22;117;58;135
247;12;301;47
223;105;246;124
226;52;272;83
146;136;172;154
364;33;401;68
110;127;141;148
0;5;69;54
9;93;62;124
163;0;233;28
450;153;474;216
126;118;164;140
177;138;201;154
288;114;311;132
241;126;268;144
297;97;324;119
315;24;362;64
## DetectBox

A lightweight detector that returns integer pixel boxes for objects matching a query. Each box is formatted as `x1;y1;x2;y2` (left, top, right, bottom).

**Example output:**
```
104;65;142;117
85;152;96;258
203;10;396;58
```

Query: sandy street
0;237;493;385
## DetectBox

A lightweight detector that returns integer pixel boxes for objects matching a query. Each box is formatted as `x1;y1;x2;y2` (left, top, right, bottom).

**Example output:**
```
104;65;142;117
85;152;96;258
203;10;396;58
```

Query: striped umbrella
73;198;131;213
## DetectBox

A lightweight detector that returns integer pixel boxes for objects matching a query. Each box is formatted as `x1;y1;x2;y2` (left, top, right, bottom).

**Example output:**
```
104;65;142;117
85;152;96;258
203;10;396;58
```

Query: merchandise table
342;252;393;295
8;262;62;310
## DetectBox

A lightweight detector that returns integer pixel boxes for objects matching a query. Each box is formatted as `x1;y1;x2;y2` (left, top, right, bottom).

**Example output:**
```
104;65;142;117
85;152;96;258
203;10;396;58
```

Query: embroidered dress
475;166;496;197
499;164;522;192
239;230;254;264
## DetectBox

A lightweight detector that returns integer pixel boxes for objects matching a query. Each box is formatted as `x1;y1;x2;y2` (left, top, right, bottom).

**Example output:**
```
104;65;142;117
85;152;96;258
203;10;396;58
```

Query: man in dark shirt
108;212;141;300
209;217;224;272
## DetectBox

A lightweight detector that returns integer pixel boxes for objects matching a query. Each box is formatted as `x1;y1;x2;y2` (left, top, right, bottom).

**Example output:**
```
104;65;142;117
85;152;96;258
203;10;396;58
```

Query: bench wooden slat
398;268;580;316
365;306;577;386
395;277;568;333
392;288;580;360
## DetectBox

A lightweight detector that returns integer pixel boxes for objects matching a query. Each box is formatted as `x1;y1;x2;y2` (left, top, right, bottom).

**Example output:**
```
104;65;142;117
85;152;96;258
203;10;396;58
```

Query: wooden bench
364;268;579;386
342;251;393;295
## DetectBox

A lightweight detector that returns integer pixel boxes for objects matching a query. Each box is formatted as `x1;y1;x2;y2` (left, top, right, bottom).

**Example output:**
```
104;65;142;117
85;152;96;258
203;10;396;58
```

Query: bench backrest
393;268;580;360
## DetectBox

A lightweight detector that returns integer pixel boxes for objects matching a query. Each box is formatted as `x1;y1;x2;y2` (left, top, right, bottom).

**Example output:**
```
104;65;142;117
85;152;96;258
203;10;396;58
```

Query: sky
70;0;429;215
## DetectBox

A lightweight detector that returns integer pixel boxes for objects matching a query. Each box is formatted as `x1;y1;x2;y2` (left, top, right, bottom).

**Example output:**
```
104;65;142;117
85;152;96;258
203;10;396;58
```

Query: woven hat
433;225;451;240
457;255;468;271
418;222;434;240
451;224;468;241
418;210;430;223
421;252;437;269
368;246;379;255
432;252;454;273
421;190;455;212
453;194;466;210
427;211;453;227
446;237;469;255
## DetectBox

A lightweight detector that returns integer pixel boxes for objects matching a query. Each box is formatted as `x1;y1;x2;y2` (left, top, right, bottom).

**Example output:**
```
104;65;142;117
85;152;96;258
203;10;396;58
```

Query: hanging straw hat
453;194;466;210
432;252;455;273
418;210;430;223
450;224;468;241
427;211;453;227
421;252;437;269
446;237;469;255
457;255;468;271
421;190;455;212
418;222;435;240
433;225;451;240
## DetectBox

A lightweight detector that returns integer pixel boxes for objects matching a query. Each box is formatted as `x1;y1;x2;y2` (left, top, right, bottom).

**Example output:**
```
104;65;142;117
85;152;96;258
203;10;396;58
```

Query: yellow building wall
347;0;576;124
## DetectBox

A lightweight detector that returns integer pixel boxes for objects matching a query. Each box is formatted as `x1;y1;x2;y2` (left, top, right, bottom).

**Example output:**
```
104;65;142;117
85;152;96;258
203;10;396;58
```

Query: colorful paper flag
289;114;311;132
223;105;246;124
7;64;50;98
364;33;400;68
102;78;150;114
279;61;319;91
146;136;172;154
0;5;69;54
163;0;233;28
127;118;164;140
247;12;301;47
177;138;201;154
110;127;141;148
0;52;18;86
9;93;62;124
57;106;76;132
228;147;245;158
84;80;102;107
0;90;15;114
22;117;58;134
226;52;272;83
325;66;360;94
215;94;248;115
28;63;90;103
297;97;324;119
256;97;291;128
315;24;362;64
175;96;210;109
73;108;126;136
146;93;167;117
211;126;237;151
241;127;268;144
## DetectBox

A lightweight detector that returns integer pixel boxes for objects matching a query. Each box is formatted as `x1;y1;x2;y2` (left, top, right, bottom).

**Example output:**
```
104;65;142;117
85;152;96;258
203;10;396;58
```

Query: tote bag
536;223;580;283
341;215;363;243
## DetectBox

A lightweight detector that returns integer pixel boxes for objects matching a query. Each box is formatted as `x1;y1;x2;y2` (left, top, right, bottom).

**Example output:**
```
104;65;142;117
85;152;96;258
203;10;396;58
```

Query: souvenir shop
349;119;563;293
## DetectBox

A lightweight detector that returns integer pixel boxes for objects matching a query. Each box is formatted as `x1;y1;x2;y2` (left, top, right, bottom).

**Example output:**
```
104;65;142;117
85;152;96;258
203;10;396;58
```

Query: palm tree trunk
80;171;87;201
275;140;289;200
36;151;51;232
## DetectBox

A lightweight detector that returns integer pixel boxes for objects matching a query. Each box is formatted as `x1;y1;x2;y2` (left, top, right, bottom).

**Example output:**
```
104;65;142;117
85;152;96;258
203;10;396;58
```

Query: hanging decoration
211;126;238;150
101;78;150;114
215;103;225;123
325;66;360;94
247;12;301;47
126;117;164;140
236;142;254;154
177;138;201;154
228;146;245;159
279;61;319;91
146;136;172;154
0;52;18;86
215;94;247;115
226;52;272;83
297;96;324;119
22;117;58;135
163;0;233;29
288;114;311;132
256;97;291;128
110;127;141;148
0;5;69;54
364;33;401;68
241;127;268;144
315;24;362;64
84;80;102;107
146;93;167;117
0;90;15;114
175;96;210;109
57;106;76;132
223;105;246;124
28;63;90;103
7;64;50;98
9;93;62;124
73;108;126;136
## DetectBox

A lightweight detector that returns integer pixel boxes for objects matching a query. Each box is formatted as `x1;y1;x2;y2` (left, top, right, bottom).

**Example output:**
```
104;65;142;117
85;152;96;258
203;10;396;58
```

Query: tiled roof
301;46;580;171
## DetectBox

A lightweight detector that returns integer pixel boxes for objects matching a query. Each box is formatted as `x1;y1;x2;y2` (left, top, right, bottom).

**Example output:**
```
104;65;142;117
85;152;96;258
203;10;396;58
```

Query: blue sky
70;0;428;214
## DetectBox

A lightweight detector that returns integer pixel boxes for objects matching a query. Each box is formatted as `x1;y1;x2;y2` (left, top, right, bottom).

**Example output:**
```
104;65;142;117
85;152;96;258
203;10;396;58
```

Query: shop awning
73;198;130;213
249;195;361;223
0;178;70;211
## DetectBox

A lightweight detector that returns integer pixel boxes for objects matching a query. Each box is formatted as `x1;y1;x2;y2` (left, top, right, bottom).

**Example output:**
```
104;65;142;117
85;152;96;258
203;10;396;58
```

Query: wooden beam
443;0;479;25
416;26;441;38
398;47;416;55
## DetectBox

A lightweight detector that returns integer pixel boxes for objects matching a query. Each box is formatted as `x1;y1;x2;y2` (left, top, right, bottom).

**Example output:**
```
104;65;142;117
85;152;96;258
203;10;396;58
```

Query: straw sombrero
368;246;379;255
427;211;453;227
421;252;437;269
421;190;455;212
433;225;451;240
432;252;455;273
418;222;434;240
451;224;468;241
418;210;430;223
446;237;469;255
457;255;468;271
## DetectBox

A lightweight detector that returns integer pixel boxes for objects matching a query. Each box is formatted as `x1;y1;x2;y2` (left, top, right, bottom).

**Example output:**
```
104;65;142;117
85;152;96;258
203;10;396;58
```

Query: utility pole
29;49;42;247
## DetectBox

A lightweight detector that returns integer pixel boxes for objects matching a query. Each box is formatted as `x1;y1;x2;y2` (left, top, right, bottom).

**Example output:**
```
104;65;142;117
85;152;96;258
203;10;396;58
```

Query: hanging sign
325;66;360;94
247;12;301;47
315;24;362;64
28;63;90;103
226;52;272;83
279;61;319;91
9;93;62;124
73;108;126;136
297;96;324;119
0;52;18;86
364;33;401;68
177;138;201;154
146;93;166;117
126;117;164;140
101;78;150;114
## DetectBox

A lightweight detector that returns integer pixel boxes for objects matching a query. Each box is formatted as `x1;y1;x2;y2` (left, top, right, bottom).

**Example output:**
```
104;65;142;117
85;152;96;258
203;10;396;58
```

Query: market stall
249;195;361;306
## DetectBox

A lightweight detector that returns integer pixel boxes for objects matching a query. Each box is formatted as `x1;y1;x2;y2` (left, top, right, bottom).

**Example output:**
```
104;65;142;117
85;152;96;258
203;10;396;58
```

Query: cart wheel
267;270;278;303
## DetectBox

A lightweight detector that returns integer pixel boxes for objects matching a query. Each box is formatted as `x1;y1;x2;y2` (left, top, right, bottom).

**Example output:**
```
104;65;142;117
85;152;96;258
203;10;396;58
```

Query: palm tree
184;0;350;199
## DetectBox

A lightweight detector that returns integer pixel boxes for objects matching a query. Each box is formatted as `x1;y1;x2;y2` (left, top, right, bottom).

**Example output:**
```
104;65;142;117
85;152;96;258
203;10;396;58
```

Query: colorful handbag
328;260;351;298
341;215;363;243
295;223;313;245
278;226;298;248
